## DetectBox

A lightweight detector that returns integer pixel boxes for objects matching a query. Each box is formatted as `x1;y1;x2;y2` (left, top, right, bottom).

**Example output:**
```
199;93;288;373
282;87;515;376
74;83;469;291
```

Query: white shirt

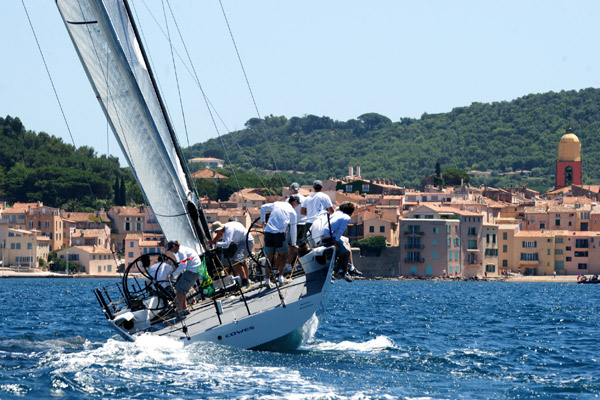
172;245;202;277
216;221;247;248
148;261;173;288
302;192;333;224
310;210;351;244
260;201;298;246
290;193;307;225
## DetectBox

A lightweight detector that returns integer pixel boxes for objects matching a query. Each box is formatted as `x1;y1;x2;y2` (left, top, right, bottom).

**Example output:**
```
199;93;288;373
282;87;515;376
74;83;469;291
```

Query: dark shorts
175;270;199;294
264;232;287;255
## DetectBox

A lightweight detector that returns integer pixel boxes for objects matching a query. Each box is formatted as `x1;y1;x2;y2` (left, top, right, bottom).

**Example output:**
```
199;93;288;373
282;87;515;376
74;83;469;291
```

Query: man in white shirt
147;255;174;290
284;183;307;273
209;220;254;287
309;202;357;282
301;180;334;230
260;195;300;288
167;240;202;315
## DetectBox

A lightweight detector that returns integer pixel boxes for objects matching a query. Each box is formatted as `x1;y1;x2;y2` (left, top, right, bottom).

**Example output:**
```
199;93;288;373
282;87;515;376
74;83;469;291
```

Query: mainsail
56;0;204;252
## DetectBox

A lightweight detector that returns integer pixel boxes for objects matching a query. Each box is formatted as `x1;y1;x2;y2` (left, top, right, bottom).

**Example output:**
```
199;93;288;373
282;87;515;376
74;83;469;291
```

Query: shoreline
0;270;583;282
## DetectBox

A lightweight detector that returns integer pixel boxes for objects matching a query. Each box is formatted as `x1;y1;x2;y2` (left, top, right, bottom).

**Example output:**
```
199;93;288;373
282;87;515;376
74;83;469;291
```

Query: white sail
56;0;202;252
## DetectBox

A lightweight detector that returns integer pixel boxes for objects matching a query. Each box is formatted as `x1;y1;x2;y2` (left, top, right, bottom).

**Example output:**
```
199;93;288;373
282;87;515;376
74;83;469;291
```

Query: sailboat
55;0;337;350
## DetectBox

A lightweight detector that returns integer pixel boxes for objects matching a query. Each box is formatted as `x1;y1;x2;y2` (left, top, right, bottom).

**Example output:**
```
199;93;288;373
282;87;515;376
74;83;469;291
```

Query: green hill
0;115;141;210
185;88;600;192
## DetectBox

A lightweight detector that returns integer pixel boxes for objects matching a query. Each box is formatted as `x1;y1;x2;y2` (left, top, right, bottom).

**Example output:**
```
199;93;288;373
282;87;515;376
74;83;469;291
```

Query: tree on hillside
443;167;470;186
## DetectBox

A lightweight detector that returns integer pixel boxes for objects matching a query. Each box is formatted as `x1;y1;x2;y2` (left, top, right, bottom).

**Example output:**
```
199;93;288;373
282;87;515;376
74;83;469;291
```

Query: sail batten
57;0;202;252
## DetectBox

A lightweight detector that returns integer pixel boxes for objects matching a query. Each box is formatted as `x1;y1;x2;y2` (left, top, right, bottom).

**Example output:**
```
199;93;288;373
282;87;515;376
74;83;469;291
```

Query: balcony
405;244;425;249
404;257;425;263
404;231;425;236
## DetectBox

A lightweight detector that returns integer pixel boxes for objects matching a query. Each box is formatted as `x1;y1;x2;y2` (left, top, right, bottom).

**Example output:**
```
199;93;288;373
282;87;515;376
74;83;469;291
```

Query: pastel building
399;205;483;278
1;228;50;269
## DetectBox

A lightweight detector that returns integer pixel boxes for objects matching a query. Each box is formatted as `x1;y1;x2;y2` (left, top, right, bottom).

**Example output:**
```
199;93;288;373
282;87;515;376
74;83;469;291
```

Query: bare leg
277;252;289;275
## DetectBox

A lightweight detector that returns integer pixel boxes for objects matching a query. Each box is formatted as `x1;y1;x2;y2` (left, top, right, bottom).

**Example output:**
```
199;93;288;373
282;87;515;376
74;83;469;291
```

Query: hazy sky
2;1;599;166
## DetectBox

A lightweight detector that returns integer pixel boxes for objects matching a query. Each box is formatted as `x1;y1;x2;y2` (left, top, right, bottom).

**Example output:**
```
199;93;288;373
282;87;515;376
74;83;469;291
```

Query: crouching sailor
167;240;202;316
309;202;361;282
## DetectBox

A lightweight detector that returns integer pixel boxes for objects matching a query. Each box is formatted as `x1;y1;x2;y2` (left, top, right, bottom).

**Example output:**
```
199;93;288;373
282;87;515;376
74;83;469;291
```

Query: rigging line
161;0;190;149
217;0;285;190
209;110;277;197
22;0;95;200
161;1;246;206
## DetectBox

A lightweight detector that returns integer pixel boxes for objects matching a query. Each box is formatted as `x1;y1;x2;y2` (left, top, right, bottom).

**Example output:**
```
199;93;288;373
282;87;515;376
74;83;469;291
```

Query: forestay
56;0;202;252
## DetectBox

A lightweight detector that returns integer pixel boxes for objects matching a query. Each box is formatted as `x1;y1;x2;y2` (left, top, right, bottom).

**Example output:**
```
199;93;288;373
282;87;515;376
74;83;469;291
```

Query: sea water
0;278;598;399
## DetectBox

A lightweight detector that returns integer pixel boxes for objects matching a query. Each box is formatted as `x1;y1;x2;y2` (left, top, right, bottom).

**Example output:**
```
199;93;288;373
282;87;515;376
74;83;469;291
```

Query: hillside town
1;131;598;279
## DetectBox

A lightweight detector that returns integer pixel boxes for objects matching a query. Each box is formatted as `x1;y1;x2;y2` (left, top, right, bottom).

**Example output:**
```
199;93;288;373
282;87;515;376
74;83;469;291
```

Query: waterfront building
482;224;499;276
1;228;50;269
399;204;483;278
56;242;115;275
107;206;146;251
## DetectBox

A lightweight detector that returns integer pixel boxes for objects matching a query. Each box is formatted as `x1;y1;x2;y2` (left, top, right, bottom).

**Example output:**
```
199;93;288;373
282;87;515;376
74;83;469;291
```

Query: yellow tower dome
558;130;581;162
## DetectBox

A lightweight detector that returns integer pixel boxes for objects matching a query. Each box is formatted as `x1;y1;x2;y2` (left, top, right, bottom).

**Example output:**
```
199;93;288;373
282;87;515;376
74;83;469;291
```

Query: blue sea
0;279;598;399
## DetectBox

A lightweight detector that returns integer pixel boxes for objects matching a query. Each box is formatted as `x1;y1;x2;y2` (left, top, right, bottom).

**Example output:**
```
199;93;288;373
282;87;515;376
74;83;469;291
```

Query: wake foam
303;335;396;353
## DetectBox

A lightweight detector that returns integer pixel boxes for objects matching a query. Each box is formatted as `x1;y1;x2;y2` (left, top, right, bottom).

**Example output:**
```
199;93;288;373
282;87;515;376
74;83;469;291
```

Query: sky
2;1;600;166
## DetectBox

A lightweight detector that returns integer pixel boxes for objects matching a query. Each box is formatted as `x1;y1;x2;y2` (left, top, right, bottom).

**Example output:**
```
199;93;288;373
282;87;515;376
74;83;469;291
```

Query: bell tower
555;126;582;189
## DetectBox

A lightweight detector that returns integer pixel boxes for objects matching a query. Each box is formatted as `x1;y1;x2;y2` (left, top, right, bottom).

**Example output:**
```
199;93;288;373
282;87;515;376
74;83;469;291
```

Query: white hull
106;246;336;350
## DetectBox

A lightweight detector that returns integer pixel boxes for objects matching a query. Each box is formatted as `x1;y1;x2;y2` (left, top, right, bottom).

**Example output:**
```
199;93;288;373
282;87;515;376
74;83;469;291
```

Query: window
574;251;589;257
492;234;496;244
410;266;418;275
520;253;538;261
486;265;495;273
455;250;459;260
433;252;438;260
575;239;589;248
449;266;453;274
27;243;32;249
556;237;564;244
10;243;15;249
16;243;20;250
486;234;490;243
369;226;374;233
130;241;134;248
503;232;507;240
447;238;450;246
540;223;546;229
555;260;564;270
426;265;432;276
449;252;452;261
566;257;572;262
468;239;477;249
578;263;588;270
107;265;112;272
45;221;50;229
362;184;370;192
502;260;508;267
485;249;498;256
555;219;560;226
433;227;439;234
547;238;552;243
128;252;134;258
380;226;385;233
503;245;508;253
468;227;477;236
555;249;563;255
547;249;551;255
92;255;96;260
566;246;571;251
98;266;102;273
522;241;537;248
